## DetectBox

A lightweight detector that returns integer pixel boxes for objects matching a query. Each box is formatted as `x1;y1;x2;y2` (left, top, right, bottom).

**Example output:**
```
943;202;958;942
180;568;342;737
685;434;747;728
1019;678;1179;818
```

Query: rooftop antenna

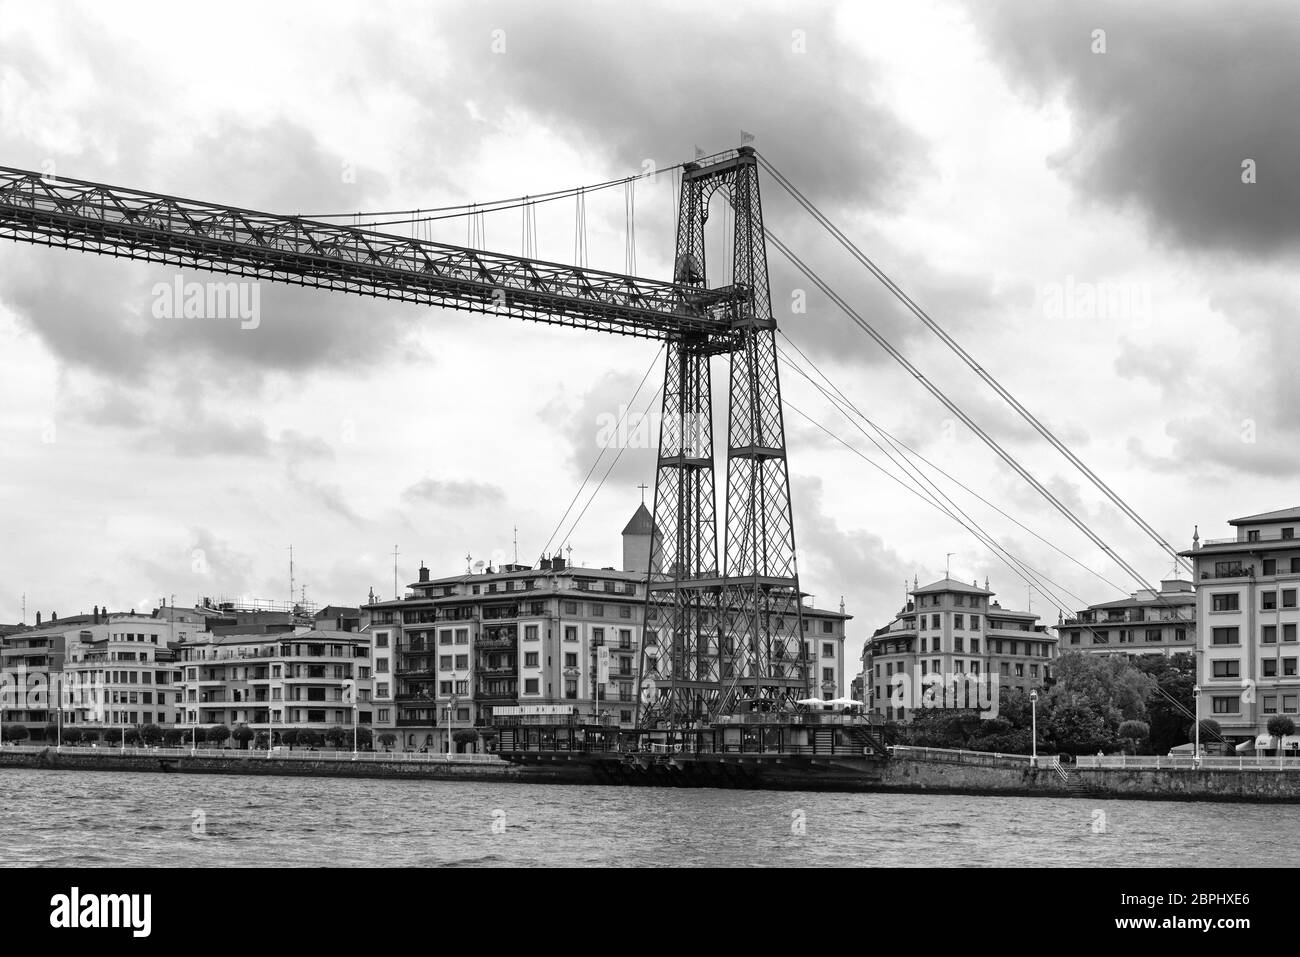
513;526;519;565
946;552;954;581
21;592;25;624
392;545;400;599
288;545;294;609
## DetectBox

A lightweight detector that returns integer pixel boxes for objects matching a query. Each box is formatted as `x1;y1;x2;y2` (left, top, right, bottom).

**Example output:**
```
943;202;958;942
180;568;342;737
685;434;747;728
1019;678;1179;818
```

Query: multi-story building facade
1182;506;1300;750
1057;579;1196;656
0;623;69;742
364;506;852;752
173;628;372;742
861;578;1057;721
62;615;184;737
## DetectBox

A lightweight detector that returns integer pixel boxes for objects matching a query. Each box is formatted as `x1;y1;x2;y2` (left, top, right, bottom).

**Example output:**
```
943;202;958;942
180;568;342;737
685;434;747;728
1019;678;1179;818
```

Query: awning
795;697;825;706
1253;733;1300;748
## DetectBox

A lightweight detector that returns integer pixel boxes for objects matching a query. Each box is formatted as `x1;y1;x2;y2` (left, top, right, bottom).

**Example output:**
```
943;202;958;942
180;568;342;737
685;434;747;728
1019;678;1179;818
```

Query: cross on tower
637;483;649;504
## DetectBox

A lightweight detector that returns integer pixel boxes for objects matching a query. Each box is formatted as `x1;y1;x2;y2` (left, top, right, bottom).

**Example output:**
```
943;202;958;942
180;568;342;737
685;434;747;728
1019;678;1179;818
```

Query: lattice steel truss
638;148;806;727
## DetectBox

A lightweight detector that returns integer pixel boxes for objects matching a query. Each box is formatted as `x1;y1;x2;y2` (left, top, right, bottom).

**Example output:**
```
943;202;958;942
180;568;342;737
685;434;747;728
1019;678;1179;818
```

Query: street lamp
1193;684;1201;766
1029;689;1039;768
446;694;458;758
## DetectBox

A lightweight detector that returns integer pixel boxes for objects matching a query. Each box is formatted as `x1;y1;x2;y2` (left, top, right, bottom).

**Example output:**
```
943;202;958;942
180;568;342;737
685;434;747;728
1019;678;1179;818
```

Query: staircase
846;725;890;757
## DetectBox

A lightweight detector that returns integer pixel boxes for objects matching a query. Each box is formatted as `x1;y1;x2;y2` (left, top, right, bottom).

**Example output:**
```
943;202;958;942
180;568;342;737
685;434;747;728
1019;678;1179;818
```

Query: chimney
418;562;430;583
539;557;552;571
36;611;41;625
553;555;566;571
93;605;99;624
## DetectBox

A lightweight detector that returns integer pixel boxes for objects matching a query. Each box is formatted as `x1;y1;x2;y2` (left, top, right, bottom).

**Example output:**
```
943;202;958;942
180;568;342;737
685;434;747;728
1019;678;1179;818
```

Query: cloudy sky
1;1;1297;673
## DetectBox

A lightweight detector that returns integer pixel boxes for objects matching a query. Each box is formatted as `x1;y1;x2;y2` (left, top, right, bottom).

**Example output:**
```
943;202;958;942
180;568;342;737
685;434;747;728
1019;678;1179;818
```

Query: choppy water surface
1;768;1295;867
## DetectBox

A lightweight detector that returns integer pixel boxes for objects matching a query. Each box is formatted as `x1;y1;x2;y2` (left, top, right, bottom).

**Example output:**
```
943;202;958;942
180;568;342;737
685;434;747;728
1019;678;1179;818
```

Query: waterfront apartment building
1057;579;1196;657
172;629;373;741
0;623;69;742
1181;506;1300;750
364;505;852;752
861;578;1057;720
62;616;184;736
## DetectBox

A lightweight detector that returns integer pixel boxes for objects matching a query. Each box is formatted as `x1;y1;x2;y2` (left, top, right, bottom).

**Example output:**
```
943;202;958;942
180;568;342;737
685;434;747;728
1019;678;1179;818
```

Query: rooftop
911;578;993;596
1229;506;1300;526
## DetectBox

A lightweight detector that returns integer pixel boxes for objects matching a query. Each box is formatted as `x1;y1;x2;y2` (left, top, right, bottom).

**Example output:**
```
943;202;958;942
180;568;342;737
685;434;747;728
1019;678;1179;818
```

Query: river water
1;768;1296;867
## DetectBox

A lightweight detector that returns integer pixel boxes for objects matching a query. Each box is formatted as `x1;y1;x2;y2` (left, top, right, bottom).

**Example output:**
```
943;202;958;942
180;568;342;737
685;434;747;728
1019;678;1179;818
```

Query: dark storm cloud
380;0;928;212
969;0;1300;256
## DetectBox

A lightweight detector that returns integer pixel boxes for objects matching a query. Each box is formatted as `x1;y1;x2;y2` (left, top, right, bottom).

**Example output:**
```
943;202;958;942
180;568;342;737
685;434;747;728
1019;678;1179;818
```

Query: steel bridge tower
638;147;806;727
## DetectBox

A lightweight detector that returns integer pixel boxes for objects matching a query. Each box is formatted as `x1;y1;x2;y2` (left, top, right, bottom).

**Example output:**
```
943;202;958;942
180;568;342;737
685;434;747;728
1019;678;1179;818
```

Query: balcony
395;667;436;679
1201;567;1254;580
477;636;516;651
477;664;517;675
395;717;436;727
476;688;517;701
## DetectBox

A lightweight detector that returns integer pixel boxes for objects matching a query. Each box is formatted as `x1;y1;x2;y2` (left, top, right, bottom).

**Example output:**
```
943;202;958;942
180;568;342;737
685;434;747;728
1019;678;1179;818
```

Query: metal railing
0;743;505;764
1076;754;1300;770
889;745;1060;769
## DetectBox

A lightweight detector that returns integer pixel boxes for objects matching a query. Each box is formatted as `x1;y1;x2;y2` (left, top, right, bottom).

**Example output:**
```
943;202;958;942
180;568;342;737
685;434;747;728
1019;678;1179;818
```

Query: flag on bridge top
740;130;755;145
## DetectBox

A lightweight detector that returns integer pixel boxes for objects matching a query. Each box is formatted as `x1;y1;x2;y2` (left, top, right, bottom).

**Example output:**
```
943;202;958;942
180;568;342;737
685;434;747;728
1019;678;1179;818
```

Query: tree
123;728;144;746
207;725;231;748
1267;716;1296;757
1117;720;1151;754
231;724;255;749
280;729;300;750
2;724;30;743
140;723;164;746
354;726;373;750
104;728;124;745
324;726;348;748
62;728;83;745
1134;654;1195;752
452;729;478;752
162;729;185;747
44;722;59;742
1194;718;1222;744
297;729;322;748
1046;694;1118;756
378;732;397;750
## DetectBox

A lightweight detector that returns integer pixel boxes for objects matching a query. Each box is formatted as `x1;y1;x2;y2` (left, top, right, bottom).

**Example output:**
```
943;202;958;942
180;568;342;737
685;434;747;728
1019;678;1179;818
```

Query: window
921;637;928;653
1287;624;1298;643
1211;593;1239;612
920;661;928;676
970;639;979;654
1287;695;1300;713
375;658;389;673
455;681;467;695
439;630;452;645
1212;660;1240;678
457;708;470;721
375;633;389;648
440;655;453;669
954;614;964;630
954;636;964;652
1286;590;1297;609
454;655;468;670
565;653;578;668
1014;663;1024;677
564;601;578;615
1211;696;1238;715
1264;558;1278;576
376;682;389;698
999;662;1010;676
439;681;452;694
525;652;539;667
565;626;577;642
821;620;834;634
1287;658;1298;677
591;603;604;617
1264;696;1278;714
971;615;980;631
932;636;942;652
525;625;539;641
1247;530;1260;542
619;606;632;619
455;628;469;644
1293;558;1300;574
1264;626;1278;644
1211;627;1240;645
1265;659;1279;677
378;708;390;722
564;679;578;699
619;629;632;648
818;642;834;658
1176;628;1187;642
931;614;940;629
822;667;834;682
524;679;539;694
920;616;927;631
1145;629;1162;642
1263;591;1278;610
